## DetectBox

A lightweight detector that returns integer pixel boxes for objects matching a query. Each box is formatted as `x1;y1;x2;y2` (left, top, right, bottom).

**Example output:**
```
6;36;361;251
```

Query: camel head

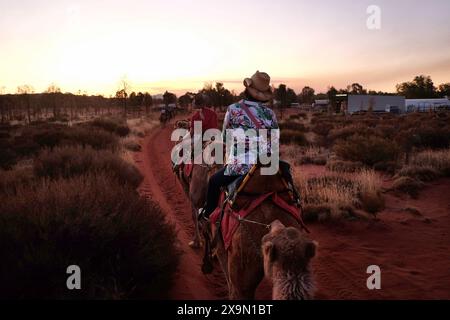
261;220;317;300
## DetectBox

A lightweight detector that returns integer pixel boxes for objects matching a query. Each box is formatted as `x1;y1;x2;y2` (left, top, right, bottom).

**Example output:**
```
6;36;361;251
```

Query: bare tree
118;77;130;118
17;85;35;123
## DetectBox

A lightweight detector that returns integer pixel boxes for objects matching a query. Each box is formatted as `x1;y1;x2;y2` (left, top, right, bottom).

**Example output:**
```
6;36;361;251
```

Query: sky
1;0;449;96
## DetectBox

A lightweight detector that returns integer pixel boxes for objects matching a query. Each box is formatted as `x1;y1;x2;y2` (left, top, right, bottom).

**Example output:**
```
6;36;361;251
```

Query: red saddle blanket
210;192;303;250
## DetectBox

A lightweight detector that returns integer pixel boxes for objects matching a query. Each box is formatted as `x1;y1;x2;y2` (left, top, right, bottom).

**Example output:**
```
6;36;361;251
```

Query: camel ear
263;241;277;262
305;241;317;259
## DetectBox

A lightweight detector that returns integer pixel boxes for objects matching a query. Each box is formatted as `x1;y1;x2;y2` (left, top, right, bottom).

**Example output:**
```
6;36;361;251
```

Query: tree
46;83;61;94
45;83;62;118
299;86;315;104
286;88;297;105
396;75;436;98
347;83;367;94
178;92;193;108
327;86;338;113
163;91;177;106
117;77;130;117
17;85;34;123
438;83;450;97
274;84;287;119
143;93;153;114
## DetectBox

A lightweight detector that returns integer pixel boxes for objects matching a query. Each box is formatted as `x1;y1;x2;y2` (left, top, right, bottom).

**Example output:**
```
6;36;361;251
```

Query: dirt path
134;124;450;300
134;123;227;299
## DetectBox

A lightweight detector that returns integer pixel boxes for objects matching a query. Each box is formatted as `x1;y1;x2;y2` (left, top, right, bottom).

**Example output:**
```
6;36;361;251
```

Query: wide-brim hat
243;71;273;102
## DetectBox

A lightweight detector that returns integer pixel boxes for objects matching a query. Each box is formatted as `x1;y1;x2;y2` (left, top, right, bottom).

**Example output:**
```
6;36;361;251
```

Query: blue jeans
203;167;240;217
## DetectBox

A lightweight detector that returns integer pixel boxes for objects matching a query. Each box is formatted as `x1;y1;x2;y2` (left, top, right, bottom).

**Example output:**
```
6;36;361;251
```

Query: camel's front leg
188;206;201;248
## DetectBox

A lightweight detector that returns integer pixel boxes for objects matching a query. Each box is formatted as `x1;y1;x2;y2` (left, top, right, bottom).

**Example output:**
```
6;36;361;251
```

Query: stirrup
197;208;209;222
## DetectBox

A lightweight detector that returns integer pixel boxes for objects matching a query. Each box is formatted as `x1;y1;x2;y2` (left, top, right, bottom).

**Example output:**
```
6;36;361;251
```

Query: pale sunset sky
1;0;449;96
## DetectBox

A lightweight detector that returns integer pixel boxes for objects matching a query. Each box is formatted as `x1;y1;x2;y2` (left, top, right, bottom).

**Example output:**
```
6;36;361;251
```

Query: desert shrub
302;204;332;222
412;127;450;149
32;127;65;149
373;161;399;174
374;124;397;139
0;173;180;299
360;192;385;214
64;127;119;151
123;138;142;152
355;169;385;214
124;141;141;152
296;173;358;219
0;132;10;139
89;118;130;137
280;130;308;146
410;149;450;177
280;121;306;131
289;114;301;120
296;168;384;218
326;160;365;173
28;124;119;151
286;146;327;165
311;121;333;137
334;134;400;166
0;167;35;194
328;125;376;143
12;135;41;157
390;176;424;198
396;165;440;182
34;146;143;188
0;148;17;169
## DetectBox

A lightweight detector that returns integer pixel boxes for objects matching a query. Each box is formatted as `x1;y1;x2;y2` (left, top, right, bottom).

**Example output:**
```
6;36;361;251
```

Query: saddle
226;160;297;211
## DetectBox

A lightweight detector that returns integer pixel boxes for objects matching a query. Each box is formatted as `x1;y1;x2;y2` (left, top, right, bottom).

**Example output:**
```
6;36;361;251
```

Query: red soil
134;124;450;300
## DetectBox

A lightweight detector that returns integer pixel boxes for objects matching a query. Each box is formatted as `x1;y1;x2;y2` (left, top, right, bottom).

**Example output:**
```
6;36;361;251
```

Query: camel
262;220;316;300
177;163;210;248
208;169;317;300
174;135;222;248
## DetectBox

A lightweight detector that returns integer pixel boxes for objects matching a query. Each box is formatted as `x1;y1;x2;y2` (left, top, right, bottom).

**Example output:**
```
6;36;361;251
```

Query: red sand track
135;124;450;300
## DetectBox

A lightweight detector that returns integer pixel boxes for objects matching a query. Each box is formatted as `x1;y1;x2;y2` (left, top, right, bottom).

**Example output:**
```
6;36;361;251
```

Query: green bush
334;134;400;166
34;146;143;188
0;173;180;299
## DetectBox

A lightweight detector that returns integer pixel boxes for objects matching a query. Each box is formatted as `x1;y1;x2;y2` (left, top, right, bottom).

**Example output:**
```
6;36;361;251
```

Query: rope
236;214;271;229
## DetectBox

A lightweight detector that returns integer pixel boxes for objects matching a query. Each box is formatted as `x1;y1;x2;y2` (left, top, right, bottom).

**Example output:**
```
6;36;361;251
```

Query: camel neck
272;268;315;300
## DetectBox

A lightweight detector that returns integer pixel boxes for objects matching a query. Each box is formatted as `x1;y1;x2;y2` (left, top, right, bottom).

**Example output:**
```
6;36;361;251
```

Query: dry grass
326;160;365;173
410;149;450;176
281;145;327;165
294;167;384;220
127;118;158;137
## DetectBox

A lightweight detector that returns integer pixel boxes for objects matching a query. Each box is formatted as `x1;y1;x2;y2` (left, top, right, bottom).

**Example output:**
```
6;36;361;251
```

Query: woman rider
199;71;279;219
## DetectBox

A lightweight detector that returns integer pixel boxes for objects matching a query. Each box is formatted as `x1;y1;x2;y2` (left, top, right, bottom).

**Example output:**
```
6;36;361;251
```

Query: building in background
346;95;405;114
405;98;450;112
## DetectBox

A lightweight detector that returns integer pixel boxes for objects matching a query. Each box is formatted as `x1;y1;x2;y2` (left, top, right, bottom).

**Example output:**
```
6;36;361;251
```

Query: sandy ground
133;122;450;300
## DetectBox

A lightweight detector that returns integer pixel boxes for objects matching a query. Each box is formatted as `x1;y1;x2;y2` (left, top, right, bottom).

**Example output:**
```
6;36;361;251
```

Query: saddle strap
240;101;263;129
